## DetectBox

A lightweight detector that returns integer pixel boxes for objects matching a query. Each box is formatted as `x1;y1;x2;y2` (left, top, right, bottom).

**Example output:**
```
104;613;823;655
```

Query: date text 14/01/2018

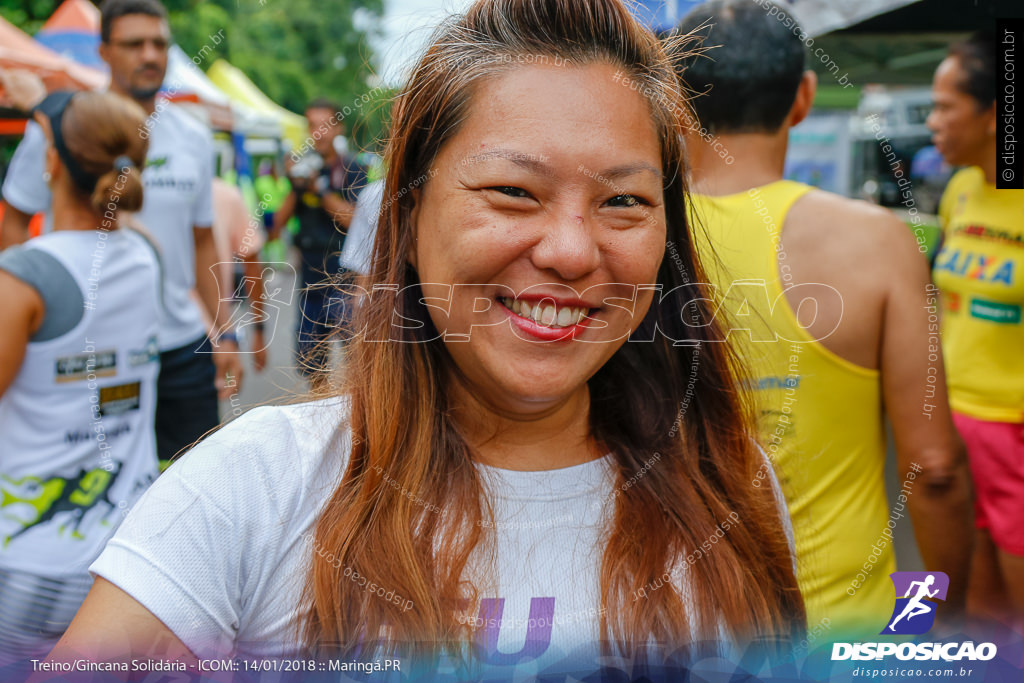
212;658;403;673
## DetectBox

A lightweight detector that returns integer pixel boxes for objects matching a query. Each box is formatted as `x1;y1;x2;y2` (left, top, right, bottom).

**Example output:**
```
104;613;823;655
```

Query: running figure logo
881;571;949;635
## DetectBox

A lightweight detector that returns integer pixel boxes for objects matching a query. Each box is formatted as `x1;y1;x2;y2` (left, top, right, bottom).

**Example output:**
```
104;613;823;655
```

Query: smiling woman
49;0;804;677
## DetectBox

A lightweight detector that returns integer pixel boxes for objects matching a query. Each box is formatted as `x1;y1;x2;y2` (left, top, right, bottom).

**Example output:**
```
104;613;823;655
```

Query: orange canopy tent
42;0;101;32
0;15;106;94
0;15;106;136
36;0;106;71
0;15;101;237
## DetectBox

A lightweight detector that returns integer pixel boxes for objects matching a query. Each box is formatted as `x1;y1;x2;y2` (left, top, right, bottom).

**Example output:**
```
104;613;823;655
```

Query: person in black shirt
273;98;367;389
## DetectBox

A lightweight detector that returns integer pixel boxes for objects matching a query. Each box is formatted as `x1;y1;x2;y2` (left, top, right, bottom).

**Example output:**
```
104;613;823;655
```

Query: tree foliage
0;0;61;33
0;0;391;150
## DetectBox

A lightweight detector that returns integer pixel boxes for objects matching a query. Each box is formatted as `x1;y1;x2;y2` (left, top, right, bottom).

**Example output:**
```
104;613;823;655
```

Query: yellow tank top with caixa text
690;181;893;638
934;167;1024;423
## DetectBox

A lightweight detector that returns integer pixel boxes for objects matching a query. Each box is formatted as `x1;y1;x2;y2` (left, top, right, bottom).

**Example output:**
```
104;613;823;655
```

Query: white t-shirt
340;179;384;275
0;230;161;571
0;229;161;658
2;104;215;351
92;398;792;677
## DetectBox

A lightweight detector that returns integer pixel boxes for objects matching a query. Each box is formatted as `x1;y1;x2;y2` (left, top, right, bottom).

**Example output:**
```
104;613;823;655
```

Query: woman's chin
476;374;592;413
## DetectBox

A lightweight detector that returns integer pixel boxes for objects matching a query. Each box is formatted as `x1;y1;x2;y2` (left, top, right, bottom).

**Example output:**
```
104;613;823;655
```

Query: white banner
782;0;923;38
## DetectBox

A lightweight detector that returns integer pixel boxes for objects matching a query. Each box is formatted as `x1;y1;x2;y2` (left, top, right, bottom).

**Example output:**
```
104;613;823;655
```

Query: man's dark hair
100;0;168;43
948;31;996;110
673;0;805;135
306;97;342;114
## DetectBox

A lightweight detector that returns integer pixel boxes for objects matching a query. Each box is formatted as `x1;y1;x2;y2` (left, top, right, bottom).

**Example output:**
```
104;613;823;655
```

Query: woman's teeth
500;297;588;328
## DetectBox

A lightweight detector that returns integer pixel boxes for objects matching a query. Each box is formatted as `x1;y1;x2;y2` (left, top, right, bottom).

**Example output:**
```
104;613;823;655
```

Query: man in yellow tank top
671;0;973;639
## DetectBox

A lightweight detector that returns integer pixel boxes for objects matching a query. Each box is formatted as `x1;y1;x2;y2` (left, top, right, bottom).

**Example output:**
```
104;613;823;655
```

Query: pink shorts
953;411;1024;556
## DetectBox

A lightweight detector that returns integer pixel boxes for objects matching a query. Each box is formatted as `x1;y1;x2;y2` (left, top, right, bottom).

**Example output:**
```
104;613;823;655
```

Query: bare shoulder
0;266;44;322
785;188;926;274
776;188;929;368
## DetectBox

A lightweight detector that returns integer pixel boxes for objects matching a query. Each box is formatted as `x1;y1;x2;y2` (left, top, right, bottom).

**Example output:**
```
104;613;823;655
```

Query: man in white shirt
0;0;242;462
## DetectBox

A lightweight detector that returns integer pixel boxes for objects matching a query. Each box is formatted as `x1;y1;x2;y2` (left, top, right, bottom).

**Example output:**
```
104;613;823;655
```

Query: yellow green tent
206;59;307;150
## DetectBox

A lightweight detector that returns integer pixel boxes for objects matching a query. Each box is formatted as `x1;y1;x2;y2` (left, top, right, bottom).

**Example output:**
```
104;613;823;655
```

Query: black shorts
155;335;219;462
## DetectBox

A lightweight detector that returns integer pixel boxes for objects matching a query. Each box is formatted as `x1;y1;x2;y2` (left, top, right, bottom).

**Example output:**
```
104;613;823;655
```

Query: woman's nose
529;212;601;282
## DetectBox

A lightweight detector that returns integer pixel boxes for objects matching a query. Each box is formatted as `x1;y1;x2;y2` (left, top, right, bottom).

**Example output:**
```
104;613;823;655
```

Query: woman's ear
45;145;60;186
407;187;421;270
34;113;61;186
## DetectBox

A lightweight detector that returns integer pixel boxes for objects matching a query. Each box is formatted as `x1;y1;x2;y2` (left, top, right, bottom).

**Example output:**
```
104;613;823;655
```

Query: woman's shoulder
225;396;352;442
90;397;354;658
161;396;353;517
189;395;352;466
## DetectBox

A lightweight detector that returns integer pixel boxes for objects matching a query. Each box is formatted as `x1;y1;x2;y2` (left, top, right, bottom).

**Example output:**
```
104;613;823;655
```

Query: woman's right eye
485;186;530;198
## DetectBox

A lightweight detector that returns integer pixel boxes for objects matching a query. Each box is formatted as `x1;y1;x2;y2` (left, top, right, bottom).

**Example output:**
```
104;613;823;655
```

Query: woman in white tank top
0;88;162;661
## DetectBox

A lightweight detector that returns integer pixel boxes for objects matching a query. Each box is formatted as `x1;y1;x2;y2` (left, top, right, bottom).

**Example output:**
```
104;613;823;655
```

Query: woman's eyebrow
459;148;554;176
459;150;662;182
595;162;663;181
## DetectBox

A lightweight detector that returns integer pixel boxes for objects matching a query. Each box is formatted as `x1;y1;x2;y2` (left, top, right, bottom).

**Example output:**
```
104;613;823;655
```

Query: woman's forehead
441;62;663;167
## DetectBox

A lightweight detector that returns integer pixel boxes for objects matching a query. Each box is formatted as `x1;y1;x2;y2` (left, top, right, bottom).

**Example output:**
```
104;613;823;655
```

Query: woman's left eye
486;186;531;198
607;194;647;208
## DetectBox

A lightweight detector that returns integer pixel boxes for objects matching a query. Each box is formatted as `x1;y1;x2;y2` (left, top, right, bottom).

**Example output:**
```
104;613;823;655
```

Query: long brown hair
301;0;804;662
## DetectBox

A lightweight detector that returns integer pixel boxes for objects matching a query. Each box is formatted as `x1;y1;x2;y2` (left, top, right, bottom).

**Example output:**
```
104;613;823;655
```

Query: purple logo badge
881;572;949;635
